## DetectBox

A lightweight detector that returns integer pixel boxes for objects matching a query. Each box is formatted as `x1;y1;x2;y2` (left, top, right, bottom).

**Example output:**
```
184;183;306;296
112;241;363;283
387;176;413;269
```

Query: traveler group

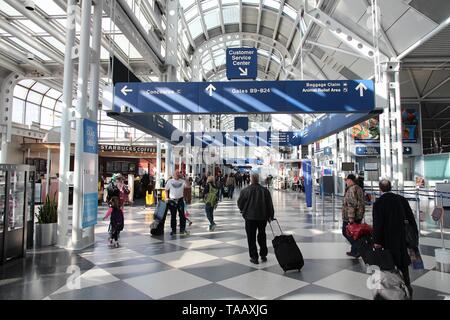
341;175;419;299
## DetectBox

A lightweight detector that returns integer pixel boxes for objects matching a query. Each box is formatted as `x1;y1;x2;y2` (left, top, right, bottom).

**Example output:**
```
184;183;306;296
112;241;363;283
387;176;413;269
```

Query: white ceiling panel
331;50;359;68
333;0;368;25
386;7;437;54
378;0;411;29
347;58;373;79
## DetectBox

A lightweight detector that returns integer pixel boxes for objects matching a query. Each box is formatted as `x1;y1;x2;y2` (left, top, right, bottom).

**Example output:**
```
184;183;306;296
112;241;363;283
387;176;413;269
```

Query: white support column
46;148;51;196
378;68;391;180
164;0;179;178
333;134;338;195
308;144;316;213
86;0;103;246
0;134;7;163
156;139;161;187
71;0;92;249
1;72;23;164
57;0;76;247
393;65;404;190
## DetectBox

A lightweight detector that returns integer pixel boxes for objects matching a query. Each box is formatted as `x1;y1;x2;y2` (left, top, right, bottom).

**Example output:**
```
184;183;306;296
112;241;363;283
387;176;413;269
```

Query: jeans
169;198;186;233
245;219;268;260
228;186;235;199
205;203;215;226
342;220;359;255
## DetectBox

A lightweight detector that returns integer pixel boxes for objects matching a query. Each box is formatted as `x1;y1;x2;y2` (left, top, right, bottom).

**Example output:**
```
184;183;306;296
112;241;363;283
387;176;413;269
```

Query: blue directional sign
226;47;257;79
177;131;303;148
113;80;375;114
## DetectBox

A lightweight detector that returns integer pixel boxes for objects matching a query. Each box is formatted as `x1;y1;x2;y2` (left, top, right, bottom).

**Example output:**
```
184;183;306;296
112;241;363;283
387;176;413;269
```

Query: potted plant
35;193;58;247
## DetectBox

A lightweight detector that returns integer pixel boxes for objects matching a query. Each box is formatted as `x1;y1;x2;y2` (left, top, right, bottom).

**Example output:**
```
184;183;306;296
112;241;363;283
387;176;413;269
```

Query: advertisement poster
352;117;380;143
82;119;98;229
352;106;420;144
402;107;419;143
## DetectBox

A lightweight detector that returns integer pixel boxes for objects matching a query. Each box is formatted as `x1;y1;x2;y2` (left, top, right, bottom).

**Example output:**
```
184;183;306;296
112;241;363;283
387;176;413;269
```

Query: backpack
205;184;218;207
111;208;124;231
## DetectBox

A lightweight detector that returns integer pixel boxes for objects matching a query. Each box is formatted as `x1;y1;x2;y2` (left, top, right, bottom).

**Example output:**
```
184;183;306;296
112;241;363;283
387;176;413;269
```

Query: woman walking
203;176;219;231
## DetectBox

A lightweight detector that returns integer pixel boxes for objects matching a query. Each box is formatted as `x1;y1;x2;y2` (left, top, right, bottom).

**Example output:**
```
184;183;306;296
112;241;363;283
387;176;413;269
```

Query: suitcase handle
269;218;283;237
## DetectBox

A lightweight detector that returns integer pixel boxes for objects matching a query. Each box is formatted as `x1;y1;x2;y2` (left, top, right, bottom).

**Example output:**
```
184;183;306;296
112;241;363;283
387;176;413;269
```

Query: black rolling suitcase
150;201;168;236
269;219;304;272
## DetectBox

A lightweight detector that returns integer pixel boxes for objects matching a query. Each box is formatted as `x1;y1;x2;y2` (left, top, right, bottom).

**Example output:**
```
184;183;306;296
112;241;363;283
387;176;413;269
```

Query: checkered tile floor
1;189;449;300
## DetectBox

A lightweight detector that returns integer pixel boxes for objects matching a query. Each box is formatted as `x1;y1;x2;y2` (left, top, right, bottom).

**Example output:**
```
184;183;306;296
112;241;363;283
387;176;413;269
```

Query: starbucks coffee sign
100;145;157;153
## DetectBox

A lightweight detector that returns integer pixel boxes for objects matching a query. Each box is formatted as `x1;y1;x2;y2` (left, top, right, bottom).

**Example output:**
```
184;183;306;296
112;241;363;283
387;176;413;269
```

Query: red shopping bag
346;223;373;240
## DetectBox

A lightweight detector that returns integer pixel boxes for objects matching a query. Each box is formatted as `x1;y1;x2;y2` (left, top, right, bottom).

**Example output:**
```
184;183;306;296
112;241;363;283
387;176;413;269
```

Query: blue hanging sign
181;131;303;148
302;160;313;208
113;80;375;114
226;47;257;79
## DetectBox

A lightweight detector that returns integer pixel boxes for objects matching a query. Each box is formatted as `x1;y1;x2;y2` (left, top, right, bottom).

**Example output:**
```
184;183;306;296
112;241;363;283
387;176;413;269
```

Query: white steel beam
305;8;389;61
0;17;64;64
5;0;66;45
397;16;450;60
255;0;263;48
218;0;226;34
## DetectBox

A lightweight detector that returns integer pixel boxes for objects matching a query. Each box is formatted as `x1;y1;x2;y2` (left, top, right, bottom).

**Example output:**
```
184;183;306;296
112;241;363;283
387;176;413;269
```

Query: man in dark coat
237;173;275;265
372;179;418;297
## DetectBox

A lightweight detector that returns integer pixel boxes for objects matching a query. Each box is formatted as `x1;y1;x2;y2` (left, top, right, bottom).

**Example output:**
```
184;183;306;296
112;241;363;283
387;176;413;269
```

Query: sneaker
261;256;267;263
180;230;190;236
210;224;216;231
249;258;259;265
114;241;120;248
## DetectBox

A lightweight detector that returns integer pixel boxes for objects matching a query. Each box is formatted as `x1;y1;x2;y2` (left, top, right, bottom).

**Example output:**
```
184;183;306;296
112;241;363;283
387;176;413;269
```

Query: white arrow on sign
355;83;368;97
206;84;216;96
121;85;133;96
239;67;248;76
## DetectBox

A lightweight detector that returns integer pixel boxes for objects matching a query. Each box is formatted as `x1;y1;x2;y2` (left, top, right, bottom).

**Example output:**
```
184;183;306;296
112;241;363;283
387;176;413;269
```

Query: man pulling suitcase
237;173;274;264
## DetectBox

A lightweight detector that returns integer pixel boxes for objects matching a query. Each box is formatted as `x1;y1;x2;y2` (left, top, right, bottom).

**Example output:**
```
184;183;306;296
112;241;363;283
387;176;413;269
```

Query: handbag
346;223;373;240
369;269;411;300
402;205;419;249
364;247;395;270
431;206;444;222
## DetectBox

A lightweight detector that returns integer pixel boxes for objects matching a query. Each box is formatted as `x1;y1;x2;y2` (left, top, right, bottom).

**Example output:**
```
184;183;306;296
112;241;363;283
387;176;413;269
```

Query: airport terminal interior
1;0;450;301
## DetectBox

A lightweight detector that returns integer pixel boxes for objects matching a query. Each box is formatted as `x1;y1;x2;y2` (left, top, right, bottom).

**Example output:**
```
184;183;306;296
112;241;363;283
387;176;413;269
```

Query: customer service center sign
226;47;257;80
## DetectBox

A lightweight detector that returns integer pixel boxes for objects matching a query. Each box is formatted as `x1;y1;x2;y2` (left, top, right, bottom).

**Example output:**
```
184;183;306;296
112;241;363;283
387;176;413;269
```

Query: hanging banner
401;107;420;143
82;119;98;229
352;106;421;144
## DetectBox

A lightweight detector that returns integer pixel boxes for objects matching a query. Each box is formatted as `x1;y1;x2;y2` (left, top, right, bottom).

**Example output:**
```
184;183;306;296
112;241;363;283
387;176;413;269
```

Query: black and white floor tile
1;189;450;300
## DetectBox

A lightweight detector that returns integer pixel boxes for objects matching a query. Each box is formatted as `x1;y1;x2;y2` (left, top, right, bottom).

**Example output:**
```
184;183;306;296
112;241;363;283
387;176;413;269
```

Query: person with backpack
203;176;219;231
342;174;365;257
103;196;124;248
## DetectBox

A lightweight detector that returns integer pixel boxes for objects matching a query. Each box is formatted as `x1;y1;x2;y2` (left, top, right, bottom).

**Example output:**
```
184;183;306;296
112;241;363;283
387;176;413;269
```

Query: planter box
35;223;57;247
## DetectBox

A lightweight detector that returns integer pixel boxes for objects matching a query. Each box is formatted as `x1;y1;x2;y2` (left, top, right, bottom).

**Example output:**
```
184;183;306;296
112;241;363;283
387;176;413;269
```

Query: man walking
373;179;418;298
237;173;275;264
342;174;365;257
165;170;189;236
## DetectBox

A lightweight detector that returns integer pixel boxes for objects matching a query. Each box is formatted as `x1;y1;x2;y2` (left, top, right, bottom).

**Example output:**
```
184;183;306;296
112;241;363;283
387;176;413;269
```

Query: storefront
98;144;165;178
